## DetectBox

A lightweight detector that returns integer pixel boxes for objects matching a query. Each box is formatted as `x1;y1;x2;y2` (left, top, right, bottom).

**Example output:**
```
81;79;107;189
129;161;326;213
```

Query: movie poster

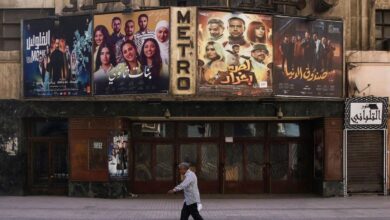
108;131;128;180
93;9;170;95
273;16;343;97
23;16;92;97
198;10;273;96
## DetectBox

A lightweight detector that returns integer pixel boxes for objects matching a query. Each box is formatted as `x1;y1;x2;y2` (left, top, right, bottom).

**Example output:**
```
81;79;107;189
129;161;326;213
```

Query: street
0;195;390;219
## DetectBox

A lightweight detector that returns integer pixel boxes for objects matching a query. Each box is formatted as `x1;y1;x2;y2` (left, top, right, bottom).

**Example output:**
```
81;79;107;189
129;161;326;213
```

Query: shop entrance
130;121;313;194
27;119;69;195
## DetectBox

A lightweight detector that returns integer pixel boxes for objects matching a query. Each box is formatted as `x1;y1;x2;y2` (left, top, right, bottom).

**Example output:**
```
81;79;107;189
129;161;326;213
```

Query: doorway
133;142;175;193
347;130;385;194
130;121;313;194
27;119;69;195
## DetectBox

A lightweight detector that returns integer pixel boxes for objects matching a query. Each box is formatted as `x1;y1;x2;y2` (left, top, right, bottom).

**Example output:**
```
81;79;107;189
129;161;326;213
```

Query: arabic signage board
273;16;343;97
197;10;273;96
170;7;197;95
23;15;92;97
345;97;388;130
93;9;170;95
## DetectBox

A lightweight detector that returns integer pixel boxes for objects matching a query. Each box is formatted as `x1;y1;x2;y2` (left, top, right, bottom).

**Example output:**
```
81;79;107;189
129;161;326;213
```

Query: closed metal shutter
347;130;384;193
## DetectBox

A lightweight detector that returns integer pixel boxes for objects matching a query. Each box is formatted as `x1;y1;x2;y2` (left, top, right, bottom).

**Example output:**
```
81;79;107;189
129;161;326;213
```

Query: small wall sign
345;97;388;129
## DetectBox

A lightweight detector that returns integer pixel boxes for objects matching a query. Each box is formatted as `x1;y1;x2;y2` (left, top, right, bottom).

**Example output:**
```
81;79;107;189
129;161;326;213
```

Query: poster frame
272;15;344;99
91;7;171;96
22;15;93;98
196;8;275;97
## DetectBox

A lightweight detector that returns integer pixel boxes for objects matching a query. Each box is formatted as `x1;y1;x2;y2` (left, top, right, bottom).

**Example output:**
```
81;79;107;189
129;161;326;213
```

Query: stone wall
0;51;20;100
0;0;54;8
0;101;24;195
0;99;345;196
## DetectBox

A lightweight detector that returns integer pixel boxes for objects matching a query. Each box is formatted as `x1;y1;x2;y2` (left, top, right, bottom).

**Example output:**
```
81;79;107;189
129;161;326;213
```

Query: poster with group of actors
108;131;128;180
93;9;170;95
273;16;343;97
23;15;92;97
23;9;344;98
197;10;273;96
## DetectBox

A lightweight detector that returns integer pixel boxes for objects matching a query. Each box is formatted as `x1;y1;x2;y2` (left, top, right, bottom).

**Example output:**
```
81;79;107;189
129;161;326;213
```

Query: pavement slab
0;195;390;219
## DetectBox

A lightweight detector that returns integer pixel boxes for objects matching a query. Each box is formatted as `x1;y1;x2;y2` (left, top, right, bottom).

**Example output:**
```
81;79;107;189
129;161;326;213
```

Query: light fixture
347;63;358;70
164;109;171;119
277;106;284;119
121;0;133;13
277;123;286;135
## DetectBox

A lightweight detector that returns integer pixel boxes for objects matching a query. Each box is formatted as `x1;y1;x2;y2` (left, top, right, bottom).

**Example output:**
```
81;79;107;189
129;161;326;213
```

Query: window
375;10;390;50
30;119;68;137
0;9;53;51
131;122;175;138
160;0;227;6
178;123;219;138
224;123;265;137
160;0;276;9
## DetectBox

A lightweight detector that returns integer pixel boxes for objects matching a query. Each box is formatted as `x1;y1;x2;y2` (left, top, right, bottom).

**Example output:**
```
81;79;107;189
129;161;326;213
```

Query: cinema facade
0;7;350;197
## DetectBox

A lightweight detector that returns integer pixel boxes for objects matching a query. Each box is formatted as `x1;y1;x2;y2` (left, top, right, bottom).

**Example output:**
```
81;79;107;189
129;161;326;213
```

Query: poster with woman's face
198;10;273;96
93;9;170;95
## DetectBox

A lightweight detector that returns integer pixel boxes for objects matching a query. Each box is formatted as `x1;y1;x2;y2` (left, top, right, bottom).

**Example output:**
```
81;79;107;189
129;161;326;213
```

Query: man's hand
167;189;175;194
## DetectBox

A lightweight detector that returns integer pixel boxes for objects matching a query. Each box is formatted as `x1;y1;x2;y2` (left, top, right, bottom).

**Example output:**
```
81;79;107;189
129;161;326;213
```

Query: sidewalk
0;195;390;219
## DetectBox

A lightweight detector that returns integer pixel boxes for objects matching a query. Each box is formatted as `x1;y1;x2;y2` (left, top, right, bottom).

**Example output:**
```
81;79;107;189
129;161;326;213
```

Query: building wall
0;0;382;196
0;101;24;195
0;0;54;8
0;99;345;196
55;0;160;15
0;52;20;100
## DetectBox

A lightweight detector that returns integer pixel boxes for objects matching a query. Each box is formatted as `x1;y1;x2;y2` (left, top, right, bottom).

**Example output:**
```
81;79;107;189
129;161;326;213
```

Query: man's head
232;44;240;54
321;36;327;44
228;17;245;38
112;17;122;34
178;162;190;175
138;14;148;31
207;18;224;39
305;32;310;39
125;20;135;37
251;44;268;63
54;39;60;49
313;33;318;41
38;55;43;64
283;36;289;43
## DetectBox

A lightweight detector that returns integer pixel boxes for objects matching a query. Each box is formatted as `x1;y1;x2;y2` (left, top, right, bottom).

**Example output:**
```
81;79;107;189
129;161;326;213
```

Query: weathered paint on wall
0;51;21;100
0;0;54;8
55;0;160;15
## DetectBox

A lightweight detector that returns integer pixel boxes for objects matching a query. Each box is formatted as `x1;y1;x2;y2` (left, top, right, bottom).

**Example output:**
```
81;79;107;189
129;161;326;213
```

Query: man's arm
174;174;193;192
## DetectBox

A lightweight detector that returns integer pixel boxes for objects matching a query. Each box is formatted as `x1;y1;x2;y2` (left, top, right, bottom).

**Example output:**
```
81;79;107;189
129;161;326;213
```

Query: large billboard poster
23;16;92;97
273;16;343;97
93;9;170;95
198;10;273;96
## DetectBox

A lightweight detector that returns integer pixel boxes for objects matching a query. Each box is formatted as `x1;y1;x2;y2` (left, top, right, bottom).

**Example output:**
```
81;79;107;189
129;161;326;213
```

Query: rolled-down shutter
347;130;384;193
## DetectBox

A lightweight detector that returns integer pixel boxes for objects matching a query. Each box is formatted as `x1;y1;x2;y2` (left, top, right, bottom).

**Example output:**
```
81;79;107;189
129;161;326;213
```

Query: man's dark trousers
180;203;203;220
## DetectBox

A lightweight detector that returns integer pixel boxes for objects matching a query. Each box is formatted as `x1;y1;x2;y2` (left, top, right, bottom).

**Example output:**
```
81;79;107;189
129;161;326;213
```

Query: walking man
168;162;204;220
